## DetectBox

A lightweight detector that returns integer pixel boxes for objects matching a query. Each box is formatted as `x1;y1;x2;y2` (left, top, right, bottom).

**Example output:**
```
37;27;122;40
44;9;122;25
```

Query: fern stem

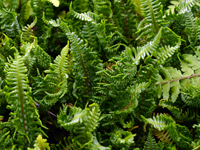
147;0;158;33
17;62;27;134
155;73;200;85
74;41;90;95
121;100;132;111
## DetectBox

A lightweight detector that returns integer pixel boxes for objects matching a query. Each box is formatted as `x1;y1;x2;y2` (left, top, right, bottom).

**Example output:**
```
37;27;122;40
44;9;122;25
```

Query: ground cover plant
1;0;200;149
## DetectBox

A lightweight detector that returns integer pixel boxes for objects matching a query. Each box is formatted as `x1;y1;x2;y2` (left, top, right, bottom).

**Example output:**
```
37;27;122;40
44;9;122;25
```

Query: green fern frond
134;27;162;65
51;136;79;150
156;53;200;102
110;129;135;149
144;130;158;150
153;38;181;64
92;0;112;17
137;0;163;38
0;9;20;37
28;135;50;150
70;2;100;24
57;104;88;131
3;52;47;146
178;0;198;14
23;1;33;21
132;0;144;16
34;42;69;106
159;99;195;120
141;113;175;131
120;82;150;111
89;136;111;150
165;123;192;149
21;17;37;43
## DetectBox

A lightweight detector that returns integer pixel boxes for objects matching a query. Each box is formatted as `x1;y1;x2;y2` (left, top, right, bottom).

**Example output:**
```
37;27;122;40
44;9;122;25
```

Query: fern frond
121;82;150;111
0;9;20;37
134;27;162;65
144;130;158;150
141;113;175;131
51;136;78;150
159;99;195;120
178;0;199;14
153;38;181;64
92;0;112;17
57;104;88;131
70;2;100;24
89;136;111;150
137;0;163;39
110;129;135;149
153;129;172;144
184;11;200;44
133;0;144;16
113;0;137;38
60;21;102;98
34;42;69;106
21;17;37;43
3;52;47;146
156;53;200;102
28;135;50;150
165;123;192;149
23;1;33;21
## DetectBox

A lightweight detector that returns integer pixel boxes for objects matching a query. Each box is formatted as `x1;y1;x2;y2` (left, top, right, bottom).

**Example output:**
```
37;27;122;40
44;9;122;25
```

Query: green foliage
28;135;50;150
1;0;200;149
143;130;158;150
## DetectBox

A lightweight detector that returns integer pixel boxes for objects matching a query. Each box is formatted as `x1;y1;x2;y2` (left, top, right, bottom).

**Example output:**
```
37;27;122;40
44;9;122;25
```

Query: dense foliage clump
1;0;200;149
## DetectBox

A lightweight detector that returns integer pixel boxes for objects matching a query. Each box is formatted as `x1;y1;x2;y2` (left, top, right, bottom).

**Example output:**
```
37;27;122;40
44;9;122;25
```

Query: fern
178;0;199;14
144;130;158;150
2;52;47;147
21;17;37;43
28;135;50;150
141;113;175;131
34;42;69;106
1;0;200;149
159;99;195;120
58;103;109;149
137;0;163;39
156;53;200;103
153;129;172;144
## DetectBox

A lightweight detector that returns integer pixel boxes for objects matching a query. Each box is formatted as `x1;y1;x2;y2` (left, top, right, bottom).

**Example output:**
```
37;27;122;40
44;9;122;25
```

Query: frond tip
27;135;50;150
